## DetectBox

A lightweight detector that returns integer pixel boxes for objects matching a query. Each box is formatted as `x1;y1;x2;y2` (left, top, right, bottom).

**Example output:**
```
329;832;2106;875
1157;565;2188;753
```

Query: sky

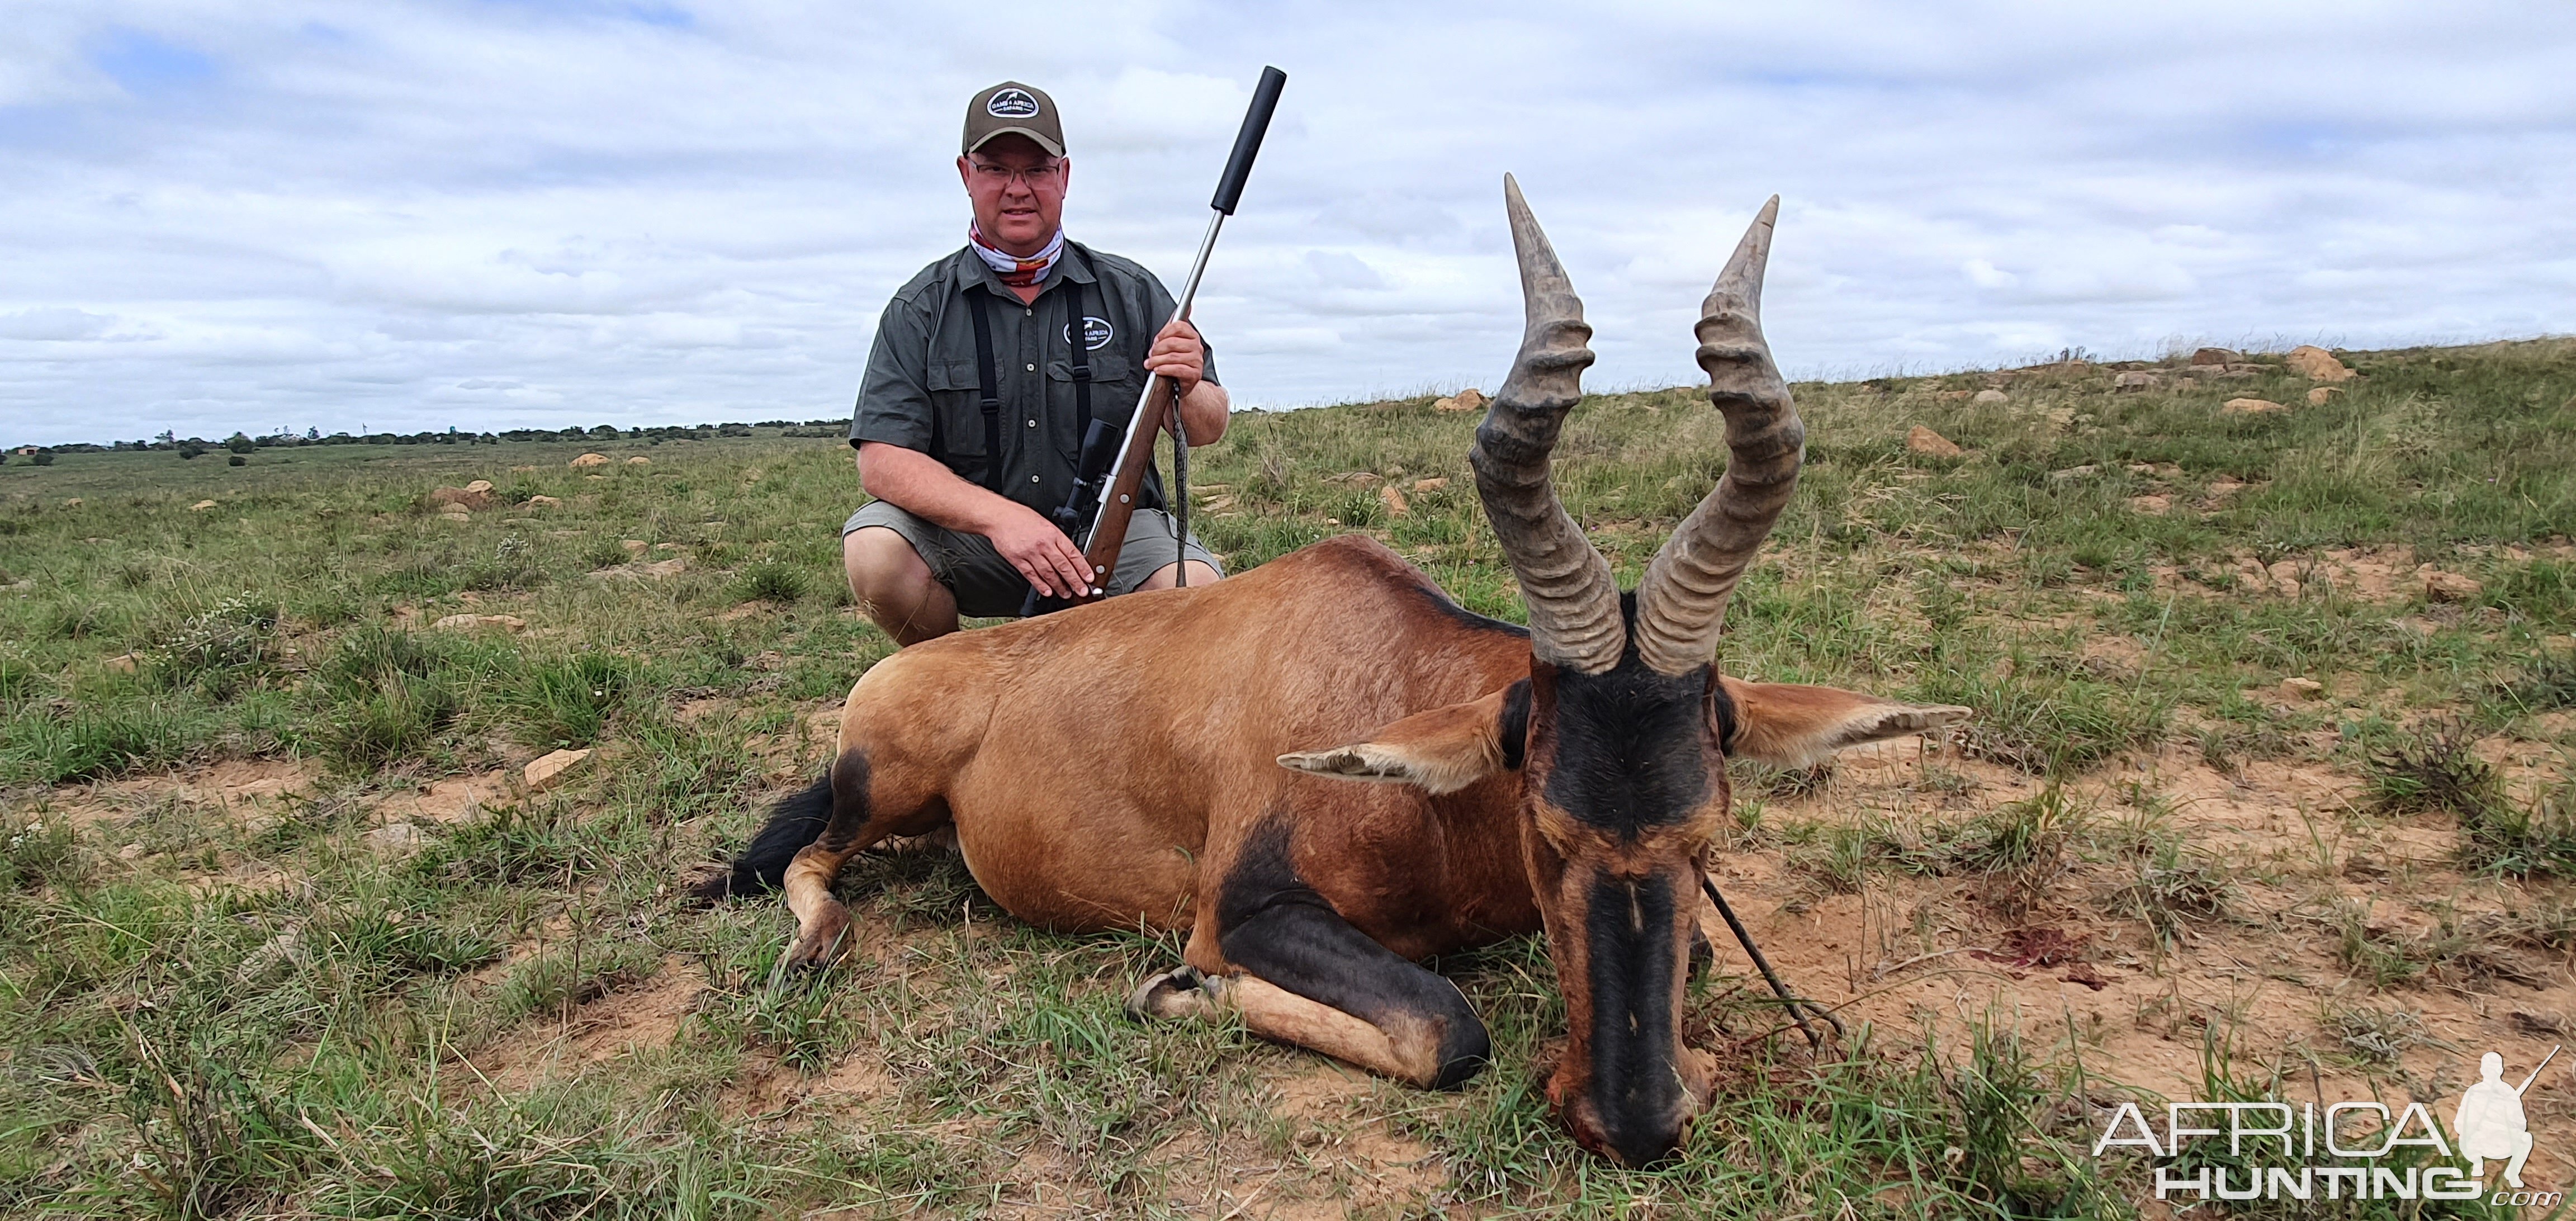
2;1;2573;446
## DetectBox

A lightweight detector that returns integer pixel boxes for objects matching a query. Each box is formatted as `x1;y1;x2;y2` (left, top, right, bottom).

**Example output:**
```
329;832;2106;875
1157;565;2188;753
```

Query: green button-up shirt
850;240;1215;517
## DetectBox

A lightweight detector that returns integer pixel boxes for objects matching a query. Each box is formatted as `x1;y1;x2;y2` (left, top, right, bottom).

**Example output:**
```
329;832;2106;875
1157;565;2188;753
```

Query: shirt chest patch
1060;315;1114;352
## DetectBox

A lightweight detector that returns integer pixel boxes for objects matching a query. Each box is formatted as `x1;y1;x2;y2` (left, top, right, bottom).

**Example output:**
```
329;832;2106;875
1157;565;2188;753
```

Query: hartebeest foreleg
1134;820;1491;1088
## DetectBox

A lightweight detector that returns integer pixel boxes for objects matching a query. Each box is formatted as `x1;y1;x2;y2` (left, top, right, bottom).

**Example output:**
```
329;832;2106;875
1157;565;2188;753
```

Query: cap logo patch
986;88;1040;118
1063;316;1114;351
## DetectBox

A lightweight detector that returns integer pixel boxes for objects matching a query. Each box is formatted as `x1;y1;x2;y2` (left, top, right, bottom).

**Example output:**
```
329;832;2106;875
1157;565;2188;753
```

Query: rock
364;823;424;855
463;479;494;494
2267;560;2305;598
2421;569;2483;603
1322;471;1383;487
2051;464;2099;480
626;456;650;466
570;453;610;468
62;498;81;508
2280;677;2326;701
2114;372;2163;391
1905;425;1964;458
427;486;494;512
2305;386;2341;406
2285;346;2356;382
1433;388;1487;413
438;510;472;523
1410;476;1449;493
1972;389;2009;404
2191;347;2244;366
2223;397;2289;414
430;613;527;633
525;747;593;793
1378;484;1409;517
190;500;217;511
119;843;146;860
105;652;141;673
2129;495;2171;516
621;539;650;554
525;494;561;508
640;558;686;578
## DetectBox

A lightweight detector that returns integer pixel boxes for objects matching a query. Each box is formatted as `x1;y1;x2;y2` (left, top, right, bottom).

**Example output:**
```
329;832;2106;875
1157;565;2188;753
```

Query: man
843;81;1227;645
2455;1050;2536;1190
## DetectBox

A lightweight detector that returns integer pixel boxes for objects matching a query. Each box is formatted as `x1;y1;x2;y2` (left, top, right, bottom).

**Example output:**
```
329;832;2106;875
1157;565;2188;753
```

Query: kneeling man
844;80;1226;645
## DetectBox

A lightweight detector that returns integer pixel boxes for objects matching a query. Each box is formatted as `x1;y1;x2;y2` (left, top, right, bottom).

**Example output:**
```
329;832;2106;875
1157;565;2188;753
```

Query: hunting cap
963;81;1065;157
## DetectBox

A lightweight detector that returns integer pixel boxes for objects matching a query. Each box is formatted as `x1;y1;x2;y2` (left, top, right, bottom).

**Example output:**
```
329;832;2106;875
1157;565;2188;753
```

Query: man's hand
986;500;1093;599
1144;319;1206;399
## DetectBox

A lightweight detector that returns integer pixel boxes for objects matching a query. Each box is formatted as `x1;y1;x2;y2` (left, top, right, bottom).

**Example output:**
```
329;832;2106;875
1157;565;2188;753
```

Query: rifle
1021;65;1286;617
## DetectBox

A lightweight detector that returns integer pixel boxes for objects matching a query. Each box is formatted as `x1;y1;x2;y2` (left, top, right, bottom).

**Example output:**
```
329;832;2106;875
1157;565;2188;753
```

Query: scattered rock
2190;347;2244;366
190;500;217;511
105;653;141;673
61;498;81;508
119;843;146;861
1322;471;1382;487
364;823;424;855
1378;484;1409;517
430;613;528;633
2114;372;2163;392
2421;569;2484;603
626;456;651;467
1972;389;2009;404
525;494;562;508
2305;386;2342;406
2182;364;2260;380
2050;464;2099;480
463;479;494;494
1433;388;1487;413
2285;346;2356;382
2281;677;2326;701
570;453;610;468
621;539;650;554
1410;476;1449;493
640;558;687;578
1905;425;1964;458
2266;560;2305;598
525;748;593;793
427;486;495;511
438;510;472;523
2128;495;2171;516
1197;495;1237;512
2223;397;2289;414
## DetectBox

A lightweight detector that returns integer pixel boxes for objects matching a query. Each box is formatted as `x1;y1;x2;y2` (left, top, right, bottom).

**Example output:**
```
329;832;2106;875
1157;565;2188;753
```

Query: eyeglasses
968;160;1066;190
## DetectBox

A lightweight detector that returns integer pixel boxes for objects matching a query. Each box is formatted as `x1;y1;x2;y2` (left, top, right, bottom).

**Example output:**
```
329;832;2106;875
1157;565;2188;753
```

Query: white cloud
1;1;2572;443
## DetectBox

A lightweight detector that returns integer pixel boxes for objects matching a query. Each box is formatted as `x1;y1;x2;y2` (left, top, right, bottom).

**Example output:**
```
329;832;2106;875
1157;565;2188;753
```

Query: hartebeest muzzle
1474;176;1800;1163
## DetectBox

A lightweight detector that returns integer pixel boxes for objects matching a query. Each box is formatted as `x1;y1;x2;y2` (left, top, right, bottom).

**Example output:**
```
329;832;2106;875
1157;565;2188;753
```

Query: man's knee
844;527;932;598
1140;560;1222;591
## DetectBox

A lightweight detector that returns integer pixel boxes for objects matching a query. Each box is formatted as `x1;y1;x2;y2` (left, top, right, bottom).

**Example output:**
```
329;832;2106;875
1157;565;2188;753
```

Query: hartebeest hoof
785;904;853;971
1125;966;1222;1021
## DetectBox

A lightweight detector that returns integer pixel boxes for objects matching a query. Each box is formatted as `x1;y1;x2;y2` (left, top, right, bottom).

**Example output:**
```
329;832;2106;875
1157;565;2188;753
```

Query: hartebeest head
1284;178;1968;1163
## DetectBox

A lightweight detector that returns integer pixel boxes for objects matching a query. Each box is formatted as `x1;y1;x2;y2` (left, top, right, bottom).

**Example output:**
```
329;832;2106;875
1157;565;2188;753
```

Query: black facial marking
1583;870;1683;1164
1217;817;1491;1089
1498;678;1532;771
1708;678;1739;757
1541;641;1713;833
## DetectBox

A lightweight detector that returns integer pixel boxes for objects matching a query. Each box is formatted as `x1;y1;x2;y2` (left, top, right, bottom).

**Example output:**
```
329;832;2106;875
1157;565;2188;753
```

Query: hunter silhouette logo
986;88;1040;118
2458;1047;2553;1190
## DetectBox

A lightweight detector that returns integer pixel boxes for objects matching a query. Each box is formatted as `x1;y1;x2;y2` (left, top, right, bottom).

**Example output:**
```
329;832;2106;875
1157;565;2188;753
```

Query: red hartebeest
703;179;1968;1164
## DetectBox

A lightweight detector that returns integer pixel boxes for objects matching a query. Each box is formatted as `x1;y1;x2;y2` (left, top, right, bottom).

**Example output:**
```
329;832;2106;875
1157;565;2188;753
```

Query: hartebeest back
708;179;1968;1165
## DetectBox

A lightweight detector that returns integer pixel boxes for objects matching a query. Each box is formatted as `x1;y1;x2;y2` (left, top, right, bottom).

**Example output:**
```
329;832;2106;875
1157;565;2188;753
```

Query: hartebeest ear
1718;678;1971;769
1278;684;1522;796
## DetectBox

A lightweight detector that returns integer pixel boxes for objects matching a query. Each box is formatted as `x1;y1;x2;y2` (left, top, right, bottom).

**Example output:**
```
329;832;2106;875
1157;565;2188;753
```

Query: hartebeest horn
1630;197;1804;676
1472;176;1624;675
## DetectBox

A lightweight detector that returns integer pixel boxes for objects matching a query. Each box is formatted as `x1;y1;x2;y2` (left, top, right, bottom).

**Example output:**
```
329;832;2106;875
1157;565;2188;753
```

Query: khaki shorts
841;500;1223;618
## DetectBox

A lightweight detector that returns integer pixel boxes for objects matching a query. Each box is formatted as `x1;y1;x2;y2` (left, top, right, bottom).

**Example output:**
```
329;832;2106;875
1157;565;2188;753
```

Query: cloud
0;1;2572;443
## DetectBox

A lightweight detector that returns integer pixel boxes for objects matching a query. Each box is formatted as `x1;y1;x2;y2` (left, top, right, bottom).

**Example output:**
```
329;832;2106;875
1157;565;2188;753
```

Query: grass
4;341;2575;1214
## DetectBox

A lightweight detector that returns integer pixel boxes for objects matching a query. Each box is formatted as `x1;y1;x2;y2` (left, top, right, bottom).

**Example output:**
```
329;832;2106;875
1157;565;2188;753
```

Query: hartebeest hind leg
782;750;951;969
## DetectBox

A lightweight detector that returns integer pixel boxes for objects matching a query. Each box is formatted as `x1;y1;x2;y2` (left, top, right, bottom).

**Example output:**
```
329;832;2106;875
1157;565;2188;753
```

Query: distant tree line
3;419;851;462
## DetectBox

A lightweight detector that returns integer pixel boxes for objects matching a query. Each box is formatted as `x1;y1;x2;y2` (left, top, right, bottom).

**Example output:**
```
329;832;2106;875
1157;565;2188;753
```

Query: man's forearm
855;442;1022;534
1176;381;1228;444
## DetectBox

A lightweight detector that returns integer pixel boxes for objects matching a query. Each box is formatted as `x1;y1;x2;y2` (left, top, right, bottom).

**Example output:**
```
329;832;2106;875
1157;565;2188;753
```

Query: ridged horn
1470;175;1623;674
1631;197;1803;676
